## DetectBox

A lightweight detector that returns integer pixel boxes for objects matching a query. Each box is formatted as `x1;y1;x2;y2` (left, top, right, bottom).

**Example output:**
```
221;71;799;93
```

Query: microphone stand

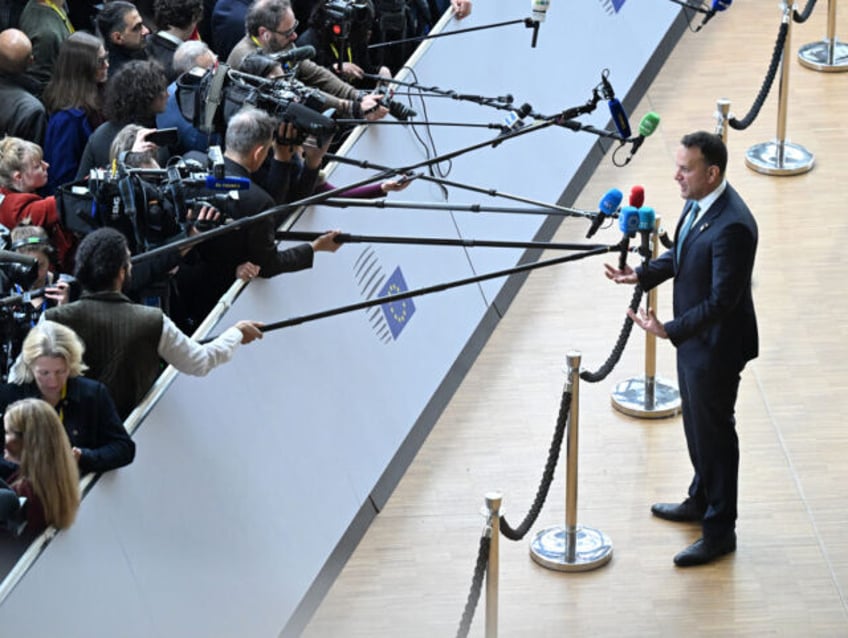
367;17;536;50
275;230;612;253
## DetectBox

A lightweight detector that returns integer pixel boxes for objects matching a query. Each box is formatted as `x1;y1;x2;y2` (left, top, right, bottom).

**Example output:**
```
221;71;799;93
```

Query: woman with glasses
41;31;109;196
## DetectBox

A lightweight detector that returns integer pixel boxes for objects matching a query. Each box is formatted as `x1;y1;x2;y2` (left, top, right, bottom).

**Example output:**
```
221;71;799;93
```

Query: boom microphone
530;0;550;47
697;0;732;31
586;187;623;239
608;99;631;139
271;45;316;66
624;112;660;165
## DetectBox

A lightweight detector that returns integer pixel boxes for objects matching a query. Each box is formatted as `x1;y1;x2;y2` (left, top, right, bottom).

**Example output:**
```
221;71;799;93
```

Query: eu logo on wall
599;0;626;14
379;266;416;340
354;246;416;344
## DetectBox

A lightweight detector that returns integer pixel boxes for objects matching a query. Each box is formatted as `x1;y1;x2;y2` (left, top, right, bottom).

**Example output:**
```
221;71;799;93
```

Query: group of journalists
0;0;471;541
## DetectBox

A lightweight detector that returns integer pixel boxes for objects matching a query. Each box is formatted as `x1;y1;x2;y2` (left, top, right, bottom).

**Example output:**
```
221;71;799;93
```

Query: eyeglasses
271;19;299;39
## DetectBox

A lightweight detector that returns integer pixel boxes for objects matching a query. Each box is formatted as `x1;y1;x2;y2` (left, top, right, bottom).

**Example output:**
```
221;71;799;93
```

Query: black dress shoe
650;500;704;522
673;533;736;567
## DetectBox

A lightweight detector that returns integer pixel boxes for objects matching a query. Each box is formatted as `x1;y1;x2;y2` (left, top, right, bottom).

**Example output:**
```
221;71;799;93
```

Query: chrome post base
745;140;814;176
798;39;848;71
611;376;681;419
529;525;612;572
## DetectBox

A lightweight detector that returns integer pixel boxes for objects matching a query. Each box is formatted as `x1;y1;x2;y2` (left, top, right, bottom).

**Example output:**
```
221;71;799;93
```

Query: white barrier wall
0;2;683;636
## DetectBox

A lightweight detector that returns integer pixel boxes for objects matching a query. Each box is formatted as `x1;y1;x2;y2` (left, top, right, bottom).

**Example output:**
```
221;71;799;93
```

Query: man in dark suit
605;131;758;567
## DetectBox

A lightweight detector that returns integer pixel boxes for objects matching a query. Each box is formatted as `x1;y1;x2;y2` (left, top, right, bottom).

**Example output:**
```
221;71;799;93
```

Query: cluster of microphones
587;183;659;269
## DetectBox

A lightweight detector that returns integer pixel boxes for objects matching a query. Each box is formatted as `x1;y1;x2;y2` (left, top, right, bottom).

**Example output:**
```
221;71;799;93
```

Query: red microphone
629;185;645;208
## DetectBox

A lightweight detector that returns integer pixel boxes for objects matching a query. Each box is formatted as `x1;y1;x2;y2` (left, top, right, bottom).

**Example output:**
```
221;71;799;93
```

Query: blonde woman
3;398;80;534
2;321;135;476
0;136;75;270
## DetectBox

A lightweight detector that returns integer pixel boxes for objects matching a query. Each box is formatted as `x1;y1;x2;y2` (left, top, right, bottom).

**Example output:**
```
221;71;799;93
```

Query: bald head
0;29;33;74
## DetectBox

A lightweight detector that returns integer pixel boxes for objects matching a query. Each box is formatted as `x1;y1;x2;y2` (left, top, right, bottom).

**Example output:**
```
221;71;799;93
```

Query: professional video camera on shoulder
176;62;339;144
57;147;249;254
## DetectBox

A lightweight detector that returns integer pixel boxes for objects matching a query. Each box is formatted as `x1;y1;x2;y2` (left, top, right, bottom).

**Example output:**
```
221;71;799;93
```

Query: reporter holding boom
46;227;265;420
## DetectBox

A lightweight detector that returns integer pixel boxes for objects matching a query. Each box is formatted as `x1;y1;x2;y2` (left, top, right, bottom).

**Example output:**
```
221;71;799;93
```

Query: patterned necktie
676;202;700;260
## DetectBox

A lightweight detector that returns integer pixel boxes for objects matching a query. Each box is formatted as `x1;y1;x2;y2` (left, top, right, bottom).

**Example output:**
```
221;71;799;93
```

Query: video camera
176;63;338;143
57;147;248;255
318;0;372;41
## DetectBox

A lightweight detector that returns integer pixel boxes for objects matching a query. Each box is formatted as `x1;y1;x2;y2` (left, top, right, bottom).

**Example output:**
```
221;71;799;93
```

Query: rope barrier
580;286;644;383
793;0;818;22
499;391;571;541
455;535;491;638
728;20;788;130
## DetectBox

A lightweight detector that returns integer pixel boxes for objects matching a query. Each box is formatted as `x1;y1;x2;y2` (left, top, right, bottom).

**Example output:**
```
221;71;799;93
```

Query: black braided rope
580;286;644;383
499;391;571;541
793;0;817;23
729;21;788;130
455;535;491;638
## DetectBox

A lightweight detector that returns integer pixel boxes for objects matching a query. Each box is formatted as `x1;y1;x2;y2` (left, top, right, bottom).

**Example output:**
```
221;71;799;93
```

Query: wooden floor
303;4;848;636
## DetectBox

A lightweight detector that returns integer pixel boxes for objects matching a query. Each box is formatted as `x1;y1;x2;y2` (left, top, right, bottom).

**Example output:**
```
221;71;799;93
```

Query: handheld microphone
271;45;316;66
624;112;660;165
599;70;631;139
618;205;640;269
637;206;656;264
608;99;631;139
530;0;550;47
697;0;732;31
500;103;533;136
586;187;623;239
629;185;645;209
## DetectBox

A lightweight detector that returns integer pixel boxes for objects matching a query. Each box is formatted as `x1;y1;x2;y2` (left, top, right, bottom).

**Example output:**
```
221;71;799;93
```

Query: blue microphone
698;0;732;31
586;187;623;238
608;98;631;139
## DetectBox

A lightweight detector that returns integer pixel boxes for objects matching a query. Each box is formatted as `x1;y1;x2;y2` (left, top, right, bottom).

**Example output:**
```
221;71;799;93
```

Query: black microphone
586;187;623;239
271;45;316;65
697;0;732;31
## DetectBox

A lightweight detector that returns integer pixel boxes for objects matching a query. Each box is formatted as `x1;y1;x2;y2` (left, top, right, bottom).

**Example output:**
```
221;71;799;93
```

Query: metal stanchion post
530;352;613;572
798;0;848;70
483;492;501;638
611;219;681;419
746;2;815;175
715;98;732;143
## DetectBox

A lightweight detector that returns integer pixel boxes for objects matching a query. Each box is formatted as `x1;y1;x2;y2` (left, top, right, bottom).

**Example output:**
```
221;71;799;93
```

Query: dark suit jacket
0;377;135;475
637;184;758;372
211;0;251;61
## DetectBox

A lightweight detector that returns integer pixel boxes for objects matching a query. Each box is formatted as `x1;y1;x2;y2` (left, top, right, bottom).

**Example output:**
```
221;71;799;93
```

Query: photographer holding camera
227;0;389;122
178;107;341;325
297;0;391;89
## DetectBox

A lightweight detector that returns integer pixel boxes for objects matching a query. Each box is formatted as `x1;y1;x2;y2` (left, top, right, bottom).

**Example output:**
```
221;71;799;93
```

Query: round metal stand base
798;40;848;72
529;525;613;572
611;377;680;419
745;141;814;176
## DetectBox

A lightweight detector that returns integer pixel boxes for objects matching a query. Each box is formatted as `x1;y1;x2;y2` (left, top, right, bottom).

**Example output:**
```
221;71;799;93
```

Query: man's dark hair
104;60;167;125
74;228;130;292
681;131;728;176
246;0;292;37
153;0;203;31
97;1;137;42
